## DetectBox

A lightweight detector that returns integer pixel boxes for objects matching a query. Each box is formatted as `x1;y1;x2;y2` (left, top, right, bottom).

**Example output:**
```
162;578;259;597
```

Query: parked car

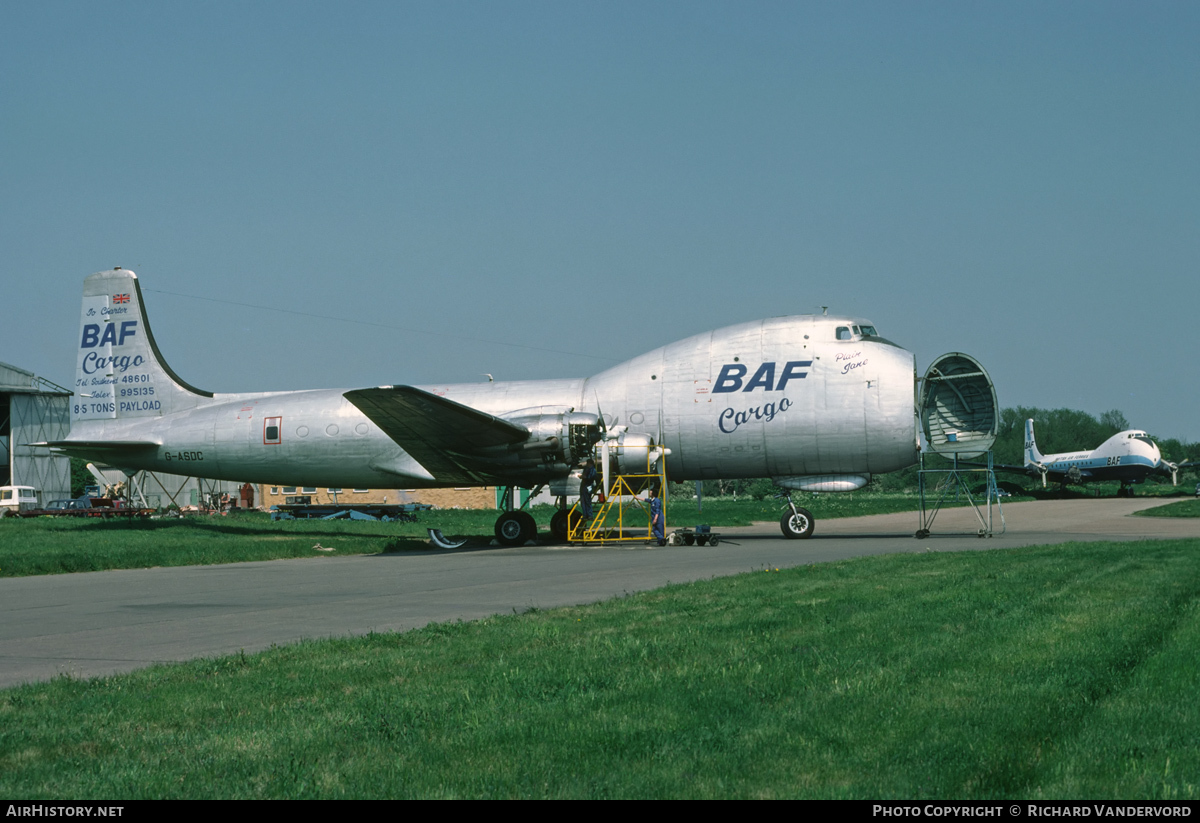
18;496;151;518
0;486;41;517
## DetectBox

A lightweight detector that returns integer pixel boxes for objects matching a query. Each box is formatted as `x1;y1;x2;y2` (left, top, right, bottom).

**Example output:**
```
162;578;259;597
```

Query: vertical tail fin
1024;418;1045;466
73;269;212;425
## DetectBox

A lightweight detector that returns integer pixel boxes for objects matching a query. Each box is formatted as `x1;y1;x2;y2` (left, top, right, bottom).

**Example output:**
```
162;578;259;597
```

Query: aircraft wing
344;386;531;484
957;460;1082;487
1156;458;1200;484
1016;463;1093;483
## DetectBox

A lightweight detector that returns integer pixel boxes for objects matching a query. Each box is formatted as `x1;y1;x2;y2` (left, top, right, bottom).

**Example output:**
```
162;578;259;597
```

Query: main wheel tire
780;507;815;539
550;509;580;542
495;511;537;546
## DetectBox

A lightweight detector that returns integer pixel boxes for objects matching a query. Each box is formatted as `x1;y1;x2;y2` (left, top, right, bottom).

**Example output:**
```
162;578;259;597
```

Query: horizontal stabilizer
29;440;160;460
344;386;530;484
28;439;159;470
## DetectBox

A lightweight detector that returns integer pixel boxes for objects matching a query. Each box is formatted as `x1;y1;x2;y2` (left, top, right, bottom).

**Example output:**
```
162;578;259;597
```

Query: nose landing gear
777;492;815;539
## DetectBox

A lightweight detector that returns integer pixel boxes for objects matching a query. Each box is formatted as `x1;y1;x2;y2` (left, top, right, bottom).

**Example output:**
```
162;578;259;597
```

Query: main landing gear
777;491;815;539
493;485;541;547
492;490;582;546
549;505;581;543
494;510;537;546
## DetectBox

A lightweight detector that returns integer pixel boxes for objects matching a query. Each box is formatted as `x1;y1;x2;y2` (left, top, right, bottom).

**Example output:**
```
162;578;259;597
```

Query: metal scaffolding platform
566;436;667;545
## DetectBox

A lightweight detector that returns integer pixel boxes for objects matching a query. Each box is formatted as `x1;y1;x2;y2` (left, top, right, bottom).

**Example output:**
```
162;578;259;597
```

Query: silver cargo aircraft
43;268;921;544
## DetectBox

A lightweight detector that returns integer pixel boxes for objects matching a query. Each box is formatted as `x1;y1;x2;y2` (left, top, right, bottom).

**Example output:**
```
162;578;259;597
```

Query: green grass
0;493;938;578
0;508;538;578
0;512;398;578
3;538;1199;799
1134;499;1200;518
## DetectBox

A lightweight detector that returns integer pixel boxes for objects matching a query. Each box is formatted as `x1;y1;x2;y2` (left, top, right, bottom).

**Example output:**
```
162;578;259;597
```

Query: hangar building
0;361;71;501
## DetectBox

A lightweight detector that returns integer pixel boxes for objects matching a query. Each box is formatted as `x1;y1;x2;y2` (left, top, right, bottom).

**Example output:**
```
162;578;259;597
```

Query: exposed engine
490;408;602;477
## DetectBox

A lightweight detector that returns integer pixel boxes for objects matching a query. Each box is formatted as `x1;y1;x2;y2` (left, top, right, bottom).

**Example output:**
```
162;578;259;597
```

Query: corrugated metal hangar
0;361;72;501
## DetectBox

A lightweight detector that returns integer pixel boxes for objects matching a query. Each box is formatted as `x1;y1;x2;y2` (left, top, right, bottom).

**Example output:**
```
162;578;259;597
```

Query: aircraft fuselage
74;319;919;488
61;270;919;492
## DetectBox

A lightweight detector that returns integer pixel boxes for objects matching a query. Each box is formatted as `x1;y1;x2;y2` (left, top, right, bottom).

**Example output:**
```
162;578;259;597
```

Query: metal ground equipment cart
666;523;720;546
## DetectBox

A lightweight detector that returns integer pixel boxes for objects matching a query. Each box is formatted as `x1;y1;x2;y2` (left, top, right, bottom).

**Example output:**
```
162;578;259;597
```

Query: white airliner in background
39;268;957;544
1019;418;1187;494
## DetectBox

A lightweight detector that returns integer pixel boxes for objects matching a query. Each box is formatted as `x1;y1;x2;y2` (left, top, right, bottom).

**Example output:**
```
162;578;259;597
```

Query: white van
0;486;41;517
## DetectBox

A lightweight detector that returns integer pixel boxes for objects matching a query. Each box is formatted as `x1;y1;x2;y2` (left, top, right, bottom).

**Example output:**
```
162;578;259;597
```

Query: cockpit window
834;324;880;341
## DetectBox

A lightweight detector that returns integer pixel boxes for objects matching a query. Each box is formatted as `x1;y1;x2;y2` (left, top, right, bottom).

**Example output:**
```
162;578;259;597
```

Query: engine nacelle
613;432;655;475
599;431;666;476
549;472;582;498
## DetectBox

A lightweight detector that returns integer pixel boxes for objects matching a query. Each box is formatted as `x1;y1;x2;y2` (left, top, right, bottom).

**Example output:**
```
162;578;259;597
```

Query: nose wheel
780;506;815;539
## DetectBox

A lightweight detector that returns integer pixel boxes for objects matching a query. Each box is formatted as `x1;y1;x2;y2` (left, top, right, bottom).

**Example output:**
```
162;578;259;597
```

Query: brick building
258;484;498;509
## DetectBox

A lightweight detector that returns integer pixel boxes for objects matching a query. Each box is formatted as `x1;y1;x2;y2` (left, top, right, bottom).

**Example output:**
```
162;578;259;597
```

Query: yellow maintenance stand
565;447;667;545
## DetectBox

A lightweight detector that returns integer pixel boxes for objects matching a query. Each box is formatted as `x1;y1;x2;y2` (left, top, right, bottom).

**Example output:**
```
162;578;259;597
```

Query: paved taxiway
3;498;1198;688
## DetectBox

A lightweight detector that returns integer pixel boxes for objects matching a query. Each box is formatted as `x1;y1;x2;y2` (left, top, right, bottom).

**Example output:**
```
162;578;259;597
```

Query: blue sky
3;1;1197;443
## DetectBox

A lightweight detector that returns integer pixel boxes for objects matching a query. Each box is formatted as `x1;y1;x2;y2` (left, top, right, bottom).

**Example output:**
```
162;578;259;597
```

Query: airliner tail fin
73;268;212;426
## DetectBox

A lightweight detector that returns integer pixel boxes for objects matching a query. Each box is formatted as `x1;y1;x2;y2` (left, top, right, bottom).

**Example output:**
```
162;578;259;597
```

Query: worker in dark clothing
649;487;665;546
580;459;597;520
